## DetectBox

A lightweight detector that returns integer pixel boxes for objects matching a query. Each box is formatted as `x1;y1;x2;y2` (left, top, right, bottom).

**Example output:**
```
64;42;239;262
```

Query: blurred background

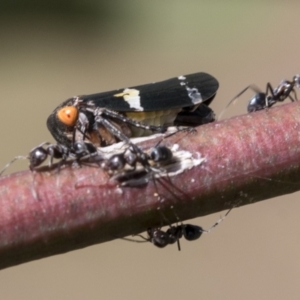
0;1;300;299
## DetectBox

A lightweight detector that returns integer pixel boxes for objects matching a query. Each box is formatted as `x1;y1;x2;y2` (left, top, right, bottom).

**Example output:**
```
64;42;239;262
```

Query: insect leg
94;116;150;168
264;82;276;108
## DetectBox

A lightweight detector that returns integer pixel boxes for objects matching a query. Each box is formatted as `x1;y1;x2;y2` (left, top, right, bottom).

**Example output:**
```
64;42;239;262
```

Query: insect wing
80;72;219;112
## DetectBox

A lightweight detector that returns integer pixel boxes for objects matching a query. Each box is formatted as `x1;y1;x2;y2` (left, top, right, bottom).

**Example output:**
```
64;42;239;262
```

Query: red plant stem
1;101;300;269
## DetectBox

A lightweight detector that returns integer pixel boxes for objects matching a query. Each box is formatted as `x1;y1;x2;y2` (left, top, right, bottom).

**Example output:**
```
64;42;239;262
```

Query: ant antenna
200;207;232;234
0;155;28;176
218;85;261;120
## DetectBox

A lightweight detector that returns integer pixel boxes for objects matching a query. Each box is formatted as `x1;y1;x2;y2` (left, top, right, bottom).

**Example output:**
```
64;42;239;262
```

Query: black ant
101;145;173;173
0;138;173;181
124;208;232;251
219;74;300;119
0;141;98;175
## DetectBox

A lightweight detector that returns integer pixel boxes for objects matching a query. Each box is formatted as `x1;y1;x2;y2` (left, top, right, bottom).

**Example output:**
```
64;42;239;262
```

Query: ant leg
121;235;149;243
288;88;298;102
101;108;167;133
157;207;182;251
264;82;277;108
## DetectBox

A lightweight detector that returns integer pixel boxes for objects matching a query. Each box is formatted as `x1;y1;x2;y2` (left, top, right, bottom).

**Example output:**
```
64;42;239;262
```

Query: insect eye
57;106;79;126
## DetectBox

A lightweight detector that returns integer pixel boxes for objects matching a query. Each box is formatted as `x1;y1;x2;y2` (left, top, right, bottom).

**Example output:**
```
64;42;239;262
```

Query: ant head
29;146;49;170
247;92;268;113
103;153;126;171
150;145;173;163
0;143;51;176
0;142;60;176
294;74;300;89
183;224;203;241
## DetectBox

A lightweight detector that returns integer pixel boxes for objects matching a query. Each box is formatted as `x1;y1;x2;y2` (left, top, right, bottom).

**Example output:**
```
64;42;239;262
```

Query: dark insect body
1;72;217;177
47;72;218;151
101;145;173;173
127;208;232;251
219;74;300;119
247;74;300;112
0;140;174;181
146;224;207;251
0;141;98;175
